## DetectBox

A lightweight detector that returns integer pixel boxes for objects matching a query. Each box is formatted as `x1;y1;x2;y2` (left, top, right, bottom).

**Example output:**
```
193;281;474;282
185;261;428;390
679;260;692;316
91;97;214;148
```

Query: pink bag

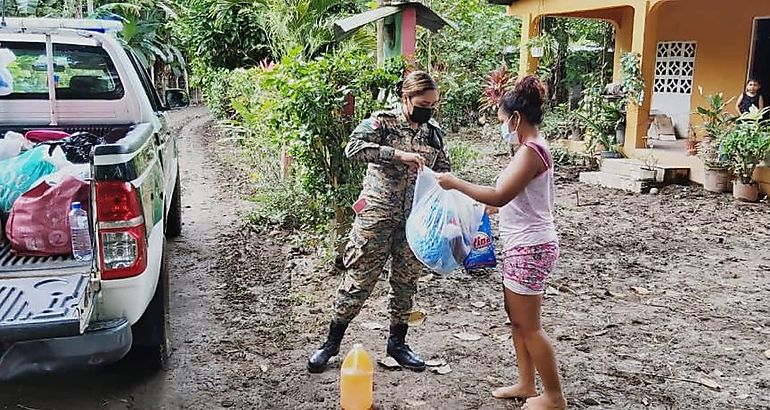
25;130;70;143
6;176;90;256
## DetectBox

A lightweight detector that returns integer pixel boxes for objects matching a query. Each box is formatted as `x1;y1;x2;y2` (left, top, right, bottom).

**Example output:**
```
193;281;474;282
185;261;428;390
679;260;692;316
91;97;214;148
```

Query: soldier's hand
395;150;426;170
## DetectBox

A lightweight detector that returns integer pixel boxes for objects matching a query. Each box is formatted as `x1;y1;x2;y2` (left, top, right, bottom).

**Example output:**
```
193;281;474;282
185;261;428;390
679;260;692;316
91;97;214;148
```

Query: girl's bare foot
491;384;537;400
522;393;567;410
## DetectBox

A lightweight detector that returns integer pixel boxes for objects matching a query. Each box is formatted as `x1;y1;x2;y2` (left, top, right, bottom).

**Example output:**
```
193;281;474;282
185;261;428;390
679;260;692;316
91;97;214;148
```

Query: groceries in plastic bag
0;48;15;96
0;145;69;213
406;169;484;274
38;131;104;163
463;213;497;271
0;131;33;161
6;176;90;256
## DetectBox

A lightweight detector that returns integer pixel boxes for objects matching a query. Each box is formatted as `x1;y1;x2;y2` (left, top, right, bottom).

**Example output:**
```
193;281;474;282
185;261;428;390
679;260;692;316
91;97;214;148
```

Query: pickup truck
0;18;187;379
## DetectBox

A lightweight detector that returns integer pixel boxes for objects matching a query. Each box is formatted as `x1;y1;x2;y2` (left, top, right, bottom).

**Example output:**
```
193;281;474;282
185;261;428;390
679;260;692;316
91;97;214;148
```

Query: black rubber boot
387;323;425;372
307;320;348;373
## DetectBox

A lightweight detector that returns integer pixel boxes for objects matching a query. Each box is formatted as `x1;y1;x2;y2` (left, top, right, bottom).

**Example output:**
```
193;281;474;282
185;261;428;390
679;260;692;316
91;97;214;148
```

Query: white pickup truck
0;18;186;379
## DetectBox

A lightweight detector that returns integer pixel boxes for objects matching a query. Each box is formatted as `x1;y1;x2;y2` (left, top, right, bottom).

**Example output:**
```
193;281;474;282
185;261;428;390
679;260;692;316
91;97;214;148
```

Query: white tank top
497;138;558;249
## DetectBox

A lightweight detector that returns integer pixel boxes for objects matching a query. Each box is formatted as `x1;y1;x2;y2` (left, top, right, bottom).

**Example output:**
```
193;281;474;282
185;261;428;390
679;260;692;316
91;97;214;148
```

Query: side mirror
165;89;190;110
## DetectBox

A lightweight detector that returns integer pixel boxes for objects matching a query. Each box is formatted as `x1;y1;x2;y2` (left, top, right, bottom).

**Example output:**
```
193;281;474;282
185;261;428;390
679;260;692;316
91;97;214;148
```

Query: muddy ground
1;108;768;410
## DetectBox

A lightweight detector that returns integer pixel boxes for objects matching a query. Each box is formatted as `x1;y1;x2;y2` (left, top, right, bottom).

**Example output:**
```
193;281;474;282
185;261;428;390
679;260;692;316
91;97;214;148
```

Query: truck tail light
95;181;147;280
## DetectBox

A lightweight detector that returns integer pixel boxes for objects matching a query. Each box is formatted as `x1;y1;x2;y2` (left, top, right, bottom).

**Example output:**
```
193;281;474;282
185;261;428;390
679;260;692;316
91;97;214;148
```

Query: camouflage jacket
345;108;451;217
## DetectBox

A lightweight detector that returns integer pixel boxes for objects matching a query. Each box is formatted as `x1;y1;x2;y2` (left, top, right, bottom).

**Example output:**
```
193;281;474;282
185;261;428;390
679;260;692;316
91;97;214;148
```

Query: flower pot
530;46;544;58
703;168;732;193
615;127;625;146
733;181;759;202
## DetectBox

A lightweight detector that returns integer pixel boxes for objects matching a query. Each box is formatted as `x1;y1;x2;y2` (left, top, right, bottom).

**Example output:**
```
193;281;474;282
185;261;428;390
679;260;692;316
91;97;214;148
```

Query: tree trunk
376;0;385;65
280;143;292;181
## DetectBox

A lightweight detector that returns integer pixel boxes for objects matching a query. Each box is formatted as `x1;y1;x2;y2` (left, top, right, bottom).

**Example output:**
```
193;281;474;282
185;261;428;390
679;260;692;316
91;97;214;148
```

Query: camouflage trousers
333;209;423;326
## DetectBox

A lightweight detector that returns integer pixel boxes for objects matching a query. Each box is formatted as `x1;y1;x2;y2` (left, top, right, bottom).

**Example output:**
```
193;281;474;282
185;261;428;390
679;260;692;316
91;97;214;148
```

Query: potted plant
575;97;624;158
695;88;736;192
527;34;555;59
720;107;770;202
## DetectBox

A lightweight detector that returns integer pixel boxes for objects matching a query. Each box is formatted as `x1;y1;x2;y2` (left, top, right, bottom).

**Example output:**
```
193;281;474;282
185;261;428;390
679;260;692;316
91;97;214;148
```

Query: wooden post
376;0;385;65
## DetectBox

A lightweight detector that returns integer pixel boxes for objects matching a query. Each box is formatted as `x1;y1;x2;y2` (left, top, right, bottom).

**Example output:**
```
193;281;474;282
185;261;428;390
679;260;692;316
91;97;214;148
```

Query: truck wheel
129;249;170;372
165;168;182;238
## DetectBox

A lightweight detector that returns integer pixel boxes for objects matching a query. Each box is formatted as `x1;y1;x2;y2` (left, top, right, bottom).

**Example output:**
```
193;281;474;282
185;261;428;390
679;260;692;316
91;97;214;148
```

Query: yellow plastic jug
340;343;374;410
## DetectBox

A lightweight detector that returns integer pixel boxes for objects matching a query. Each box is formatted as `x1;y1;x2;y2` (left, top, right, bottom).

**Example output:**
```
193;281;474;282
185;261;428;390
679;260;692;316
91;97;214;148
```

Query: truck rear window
0;41;124;100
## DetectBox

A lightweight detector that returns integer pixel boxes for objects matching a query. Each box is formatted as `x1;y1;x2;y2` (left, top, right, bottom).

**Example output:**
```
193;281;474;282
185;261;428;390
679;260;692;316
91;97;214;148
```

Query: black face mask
409;99;433;124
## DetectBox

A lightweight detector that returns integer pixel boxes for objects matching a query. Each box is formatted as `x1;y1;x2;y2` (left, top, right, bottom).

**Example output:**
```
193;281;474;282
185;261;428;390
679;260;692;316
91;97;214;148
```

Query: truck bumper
0;318;132;381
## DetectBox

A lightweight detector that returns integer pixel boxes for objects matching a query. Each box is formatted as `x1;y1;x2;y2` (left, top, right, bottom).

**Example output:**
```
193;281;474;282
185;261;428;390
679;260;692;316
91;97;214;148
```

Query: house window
653;41;697;94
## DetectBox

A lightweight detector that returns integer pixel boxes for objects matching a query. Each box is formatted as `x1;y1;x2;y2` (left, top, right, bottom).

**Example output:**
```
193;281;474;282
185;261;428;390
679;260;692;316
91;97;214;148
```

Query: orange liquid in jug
340;343;373;410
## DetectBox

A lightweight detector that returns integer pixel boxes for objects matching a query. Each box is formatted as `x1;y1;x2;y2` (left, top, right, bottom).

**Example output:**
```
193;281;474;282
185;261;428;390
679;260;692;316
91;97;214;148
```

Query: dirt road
1;108;768;410
0;107;252;410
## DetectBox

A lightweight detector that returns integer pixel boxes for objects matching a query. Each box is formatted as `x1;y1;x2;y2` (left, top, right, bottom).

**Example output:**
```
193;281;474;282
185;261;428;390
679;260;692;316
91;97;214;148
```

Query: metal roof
334;2;457;41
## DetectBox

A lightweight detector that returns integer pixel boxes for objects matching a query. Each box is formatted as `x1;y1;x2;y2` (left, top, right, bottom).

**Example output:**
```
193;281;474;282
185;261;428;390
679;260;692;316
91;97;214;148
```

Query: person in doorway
736;78;764;114
307;71;451;373
436;76;566;410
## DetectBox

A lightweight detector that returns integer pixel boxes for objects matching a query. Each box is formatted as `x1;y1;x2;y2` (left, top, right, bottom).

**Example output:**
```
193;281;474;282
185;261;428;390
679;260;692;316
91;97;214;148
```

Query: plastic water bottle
340;343;373;410
69;202;93;261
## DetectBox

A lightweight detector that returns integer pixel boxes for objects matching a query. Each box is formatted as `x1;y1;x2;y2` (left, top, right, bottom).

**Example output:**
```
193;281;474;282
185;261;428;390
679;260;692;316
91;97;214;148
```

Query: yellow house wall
655;0;770;191
507;0;770;192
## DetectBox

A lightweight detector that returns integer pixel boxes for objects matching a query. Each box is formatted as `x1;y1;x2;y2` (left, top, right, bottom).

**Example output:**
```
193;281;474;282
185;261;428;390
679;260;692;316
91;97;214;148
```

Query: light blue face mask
501;114;520;144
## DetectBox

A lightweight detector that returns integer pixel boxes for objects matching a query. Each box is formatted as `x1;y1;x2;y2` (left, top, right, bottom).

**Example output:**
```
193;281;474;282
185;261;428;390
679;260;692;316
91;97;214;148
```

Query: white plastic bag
0;48;16;96
0;131;33;161
406;169;484;274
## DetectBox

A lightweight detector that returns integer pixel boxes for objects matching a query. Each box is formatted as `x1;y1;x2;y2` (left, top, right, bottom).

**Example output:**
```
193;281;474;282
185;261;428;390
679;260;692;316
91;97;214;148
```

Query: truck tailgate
0;271;96;342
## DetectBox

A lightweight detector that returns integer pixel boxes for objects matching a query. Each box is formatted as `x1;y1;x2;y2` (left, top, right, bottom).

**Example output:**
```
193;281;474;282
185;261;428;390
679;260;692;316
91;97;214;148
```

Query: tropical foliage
720;107;770;184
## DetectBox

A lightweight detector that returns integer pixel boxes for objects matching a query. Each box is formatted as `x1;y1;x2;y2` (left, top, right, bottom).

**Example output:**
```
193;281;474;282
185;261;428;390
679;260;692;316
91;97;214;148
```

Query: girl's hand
485;205;499;215
436;172;459;190
395;150;426;170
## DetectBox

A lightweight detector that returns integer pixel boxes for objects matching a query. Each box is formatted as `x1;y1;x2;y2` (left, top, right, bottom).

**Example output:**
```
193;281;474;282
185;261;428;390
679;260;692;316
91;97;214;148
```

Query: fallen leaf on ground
546;286;559;296
696;377;721;390
471;301;486;309
430;364;452;375
425;359;447;367
259;364;268;373
632;286;651;296
361;322;383;331
764;349;770;359
605;290;626;298
584;329;609;338
408;310;427;326
418;274;434;283
453;332;482;342
378;357;402;370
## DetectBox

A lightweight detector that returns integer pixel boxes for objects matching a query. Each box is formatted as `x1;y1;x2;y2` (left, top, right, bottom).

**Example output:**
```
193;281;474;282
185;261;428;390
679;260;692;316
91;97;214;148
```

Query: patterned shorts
501;242;559;295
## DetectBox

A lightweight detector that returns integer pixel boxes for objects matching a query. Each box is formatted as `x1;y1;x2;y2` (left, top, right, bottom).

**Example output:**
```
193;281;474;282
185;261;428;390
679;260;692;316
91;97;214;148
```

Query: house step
599;158;691;184
599;159;660;182
579;171;655;194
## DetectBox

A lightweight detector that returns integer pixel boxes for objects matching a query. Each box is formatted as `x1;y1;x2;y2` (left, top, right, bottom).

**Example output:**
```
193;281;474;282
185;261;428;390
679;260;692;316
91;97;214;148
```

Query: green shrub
449;141;481;175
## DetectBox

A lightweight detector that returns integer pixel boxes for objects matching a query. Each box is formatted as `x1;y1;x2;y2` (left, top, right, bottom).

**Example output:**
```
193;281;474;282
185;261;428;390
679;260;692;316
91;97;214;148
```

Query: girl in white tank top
436;76;566;410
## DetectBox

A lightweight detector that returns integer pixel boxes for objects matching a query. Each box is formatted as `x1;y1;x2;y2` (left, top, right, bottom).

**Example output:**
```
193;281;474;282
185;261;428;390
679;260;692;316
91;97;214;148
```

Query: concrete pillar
624;1;658;151
516;12;541;76
613;7;635;82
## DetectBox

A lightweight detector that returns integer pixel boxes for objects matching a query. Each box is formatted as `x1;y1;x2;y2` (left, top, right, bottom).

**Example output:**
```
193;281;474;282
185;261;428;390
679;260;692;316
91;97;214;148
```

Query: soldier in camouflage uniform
308;71;450;373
